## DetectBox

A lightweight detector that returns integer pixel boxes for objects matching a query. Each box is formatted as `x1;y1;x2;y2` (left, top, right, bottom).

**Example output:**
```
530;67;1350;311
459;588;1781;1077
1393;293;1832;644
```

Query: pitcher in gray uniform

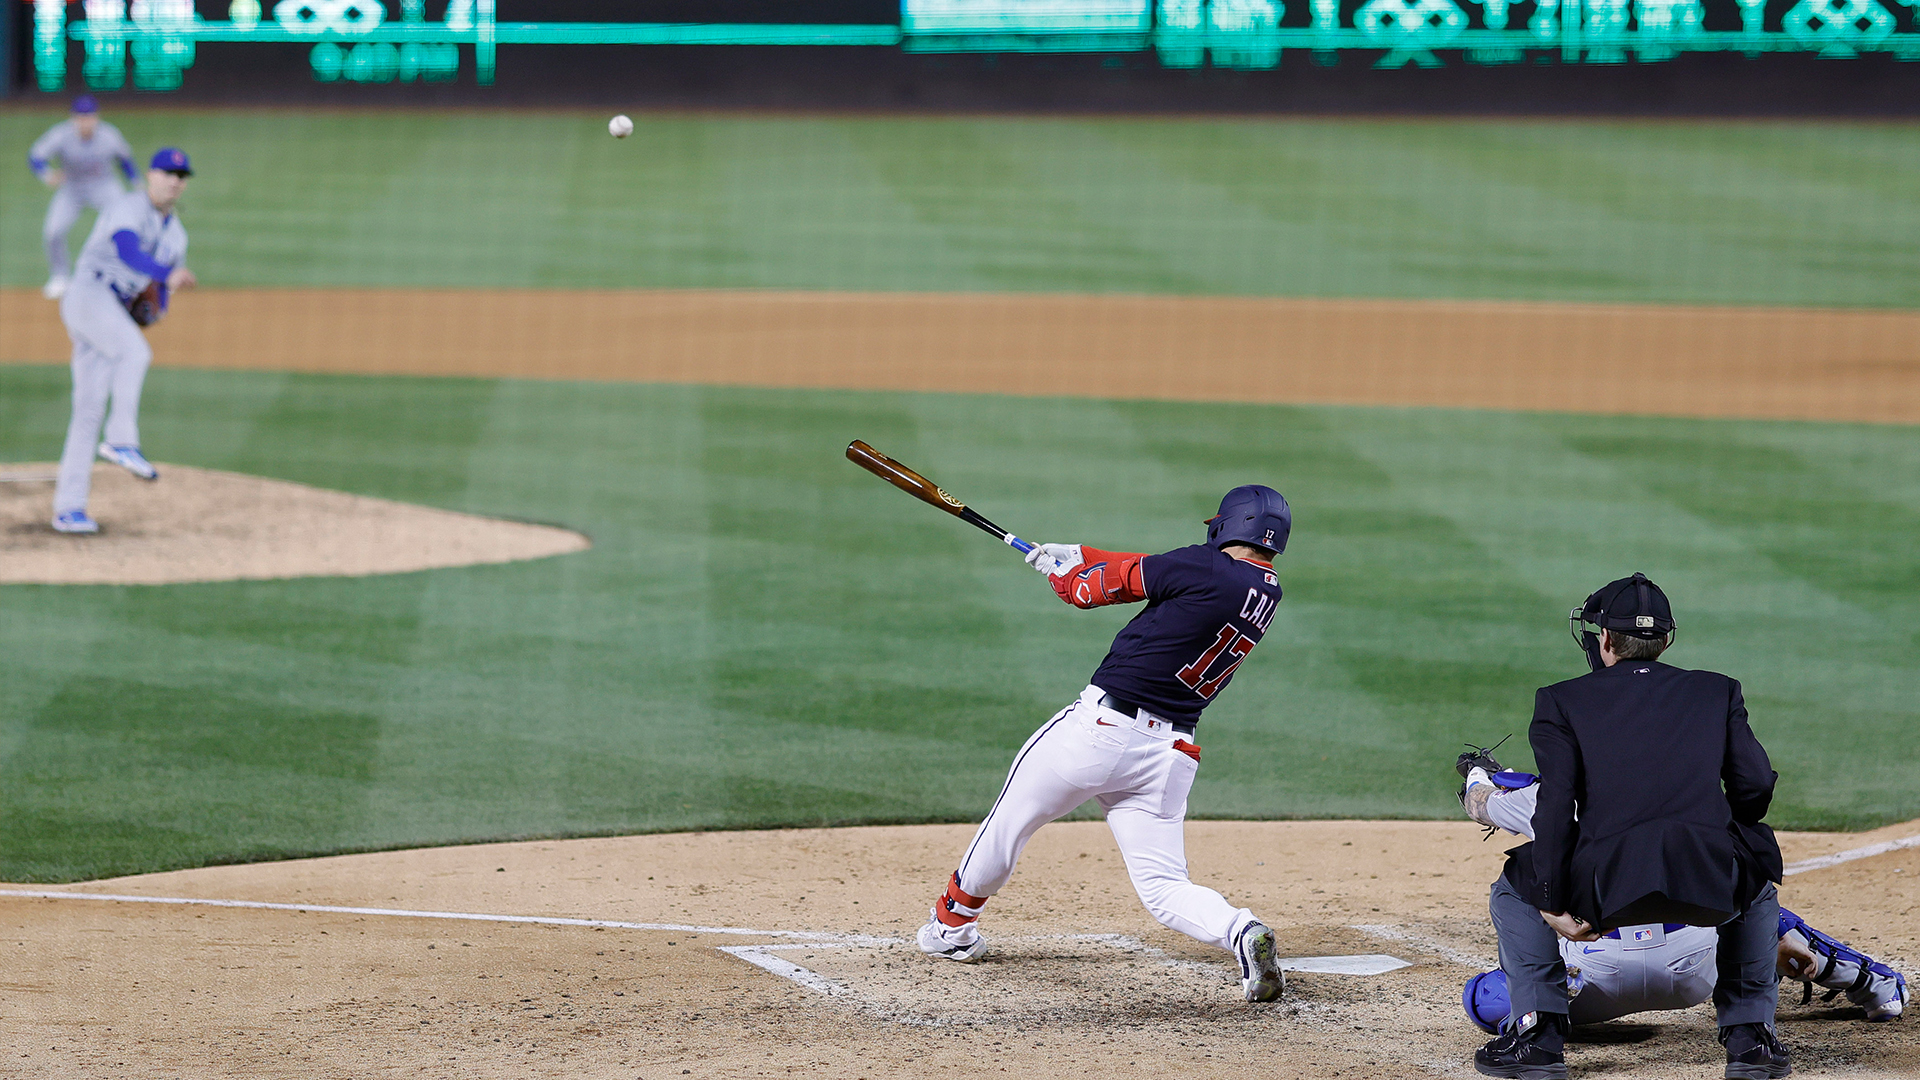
27;96;136;300
52;147;197;536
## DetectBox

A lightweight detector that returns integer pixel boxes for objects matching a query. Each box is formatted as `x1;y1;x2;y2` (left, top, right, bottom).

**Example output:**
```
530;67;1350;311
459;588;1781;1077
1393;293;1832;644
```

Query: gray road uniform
54;190;187;517
1483;781;1721;1024
1463;779;1906;1027
28;119;135;281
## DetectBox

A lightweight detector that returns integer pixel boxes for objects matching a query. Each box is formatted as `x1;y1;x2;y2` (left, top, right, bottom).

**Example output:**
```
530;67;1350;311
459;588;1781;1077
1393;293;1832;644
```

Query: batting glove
1024;543;1085;577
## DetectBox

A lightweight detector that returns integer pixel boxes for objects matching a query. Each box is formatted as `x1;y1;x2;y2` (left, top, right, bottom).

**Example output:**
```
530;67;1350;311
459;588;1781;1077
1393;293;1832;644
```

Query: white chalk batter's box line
0;887;1410;1024
1;829;1906;1022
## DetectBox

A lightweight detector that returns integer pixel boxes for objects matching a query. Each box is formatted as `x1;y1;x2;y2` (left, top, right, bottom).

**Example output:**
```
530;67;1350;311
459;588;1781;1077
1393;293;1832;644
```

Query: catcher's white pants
55;278;151;515
952;685;1255;952
43;179;122;279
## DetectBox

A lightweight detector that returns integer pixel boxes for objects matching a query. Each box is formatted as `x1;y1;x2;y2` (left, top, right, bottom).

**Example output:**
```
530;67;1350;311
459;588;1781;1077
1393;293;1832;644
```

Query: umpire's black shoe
1473;1011;1569;1080
1721;1022;1792;1079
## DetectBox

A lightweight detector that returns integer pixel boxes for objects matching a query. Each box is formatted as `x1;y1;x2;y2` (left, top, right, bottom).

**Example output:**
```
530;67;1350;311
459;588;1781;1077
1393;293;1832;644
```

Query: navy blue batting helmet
1204;485;1291;555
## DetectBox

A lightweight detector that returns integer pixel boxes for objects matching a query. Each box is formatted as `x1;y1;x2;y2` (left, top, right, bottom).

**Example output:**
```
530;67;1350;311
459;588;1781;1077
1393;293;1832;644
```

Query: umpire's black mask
1569;572;1677;673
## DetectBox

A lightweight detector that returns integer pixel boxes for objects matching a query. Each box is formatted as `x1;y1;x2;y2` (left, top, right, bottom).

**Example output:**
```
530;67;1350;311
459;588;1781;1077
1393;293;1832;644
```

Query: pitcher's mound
0;462;588;585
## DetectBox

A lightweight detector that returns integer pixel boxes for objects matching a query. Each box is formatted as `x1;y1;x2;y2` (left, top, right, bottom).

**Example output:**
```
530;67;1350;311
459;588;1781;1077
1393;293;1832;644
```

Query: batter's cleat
43;275;68;300
1473;1011;1568;1080
1233;920;1284;1002
51;510;99;534
98;443;158;480
917;911;987;963
1721;1023;1792;1080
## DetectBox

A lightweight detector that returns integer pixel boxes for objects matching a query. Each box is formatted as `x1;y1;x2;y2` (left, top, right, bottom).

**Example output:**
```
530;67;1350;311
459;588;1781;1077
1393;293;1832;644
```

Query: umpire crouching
1476;574;1789;1080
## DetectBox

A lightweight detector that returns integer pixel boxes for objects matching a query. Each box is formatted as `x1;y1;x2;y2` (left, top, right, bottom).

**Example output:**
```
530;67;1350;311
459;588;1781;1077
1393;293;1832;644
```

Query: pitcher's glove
127;282;163;327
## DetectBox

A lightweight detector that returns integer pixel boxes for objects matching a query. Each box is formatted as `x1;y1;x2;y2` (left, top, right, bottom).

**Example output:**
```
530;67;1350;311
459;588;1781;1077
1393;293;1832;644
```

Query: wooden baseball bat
845;440;1034;554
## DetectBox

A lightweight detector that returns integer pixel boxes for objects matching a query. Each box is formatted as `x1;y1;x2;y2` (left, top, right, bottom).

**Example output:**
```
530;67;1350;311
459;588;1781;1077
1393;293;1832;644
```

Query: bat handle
1006;535;1034;555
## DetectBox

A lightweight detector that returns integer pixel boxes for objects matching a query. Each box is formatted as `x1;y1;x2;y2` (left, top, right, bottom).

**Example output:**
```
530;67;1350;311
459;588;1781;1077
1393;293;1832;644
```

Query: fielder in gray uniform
51;147;197;536
28;96;136;300
1457;750;1906;1031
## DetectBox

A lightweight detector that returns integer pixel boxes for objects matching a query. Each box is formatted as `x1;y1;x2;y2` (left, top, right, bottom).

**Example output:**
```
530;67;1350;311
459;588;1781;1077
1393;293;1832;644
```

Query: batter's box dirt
763;924;1436;1030
1;821;1914;1078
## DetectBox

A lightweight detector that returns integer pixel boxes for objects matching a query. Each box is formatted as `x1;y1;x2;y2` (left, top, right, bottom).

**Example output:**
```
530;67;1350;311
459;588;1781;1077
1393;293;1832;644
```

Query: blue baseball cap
72;95;99;114
149;147;192;175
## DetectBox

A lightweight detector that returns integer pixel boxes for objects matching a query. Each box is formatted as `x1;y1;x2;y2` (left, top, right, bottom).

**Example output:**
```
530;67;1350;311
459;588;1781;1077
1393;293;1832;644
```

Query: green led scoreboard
20;0;1920;93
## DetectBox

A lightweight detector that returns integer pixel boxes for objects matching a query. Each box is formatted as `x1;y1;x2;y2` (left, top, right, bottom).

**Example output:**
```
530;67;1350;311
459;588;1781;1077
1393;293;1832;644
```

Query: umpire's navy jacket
1501;660;1784;929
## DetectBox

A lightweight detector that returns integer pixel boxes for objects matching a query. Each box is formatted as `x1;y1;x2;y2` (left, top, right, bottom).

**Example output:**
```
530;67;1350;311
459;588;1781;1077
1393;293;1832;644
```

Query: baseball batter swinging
917;485;1292;1003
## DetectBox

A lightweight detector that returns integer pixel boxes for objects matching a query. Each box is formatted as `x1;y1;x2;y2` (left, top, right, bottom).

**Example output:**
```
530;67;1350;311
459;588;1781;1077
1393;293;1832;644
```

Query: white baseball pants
43;180;122;279
54;277;152;516
951;685;1255;952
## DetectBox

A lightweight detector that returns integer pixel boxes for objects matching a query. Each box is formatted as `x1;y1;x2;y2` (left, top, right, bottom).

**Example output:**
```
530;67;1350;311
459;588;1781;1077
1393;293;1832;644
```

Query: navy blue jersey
1088;545;1280;725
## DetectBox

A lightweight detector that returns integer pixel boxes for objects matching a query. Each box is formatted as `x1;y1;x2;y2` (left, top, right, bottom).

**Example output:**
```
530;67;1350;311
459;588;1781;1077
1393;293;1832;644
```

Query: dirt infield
1;819;1914;1079
3;288;1918;424
0;462;588;584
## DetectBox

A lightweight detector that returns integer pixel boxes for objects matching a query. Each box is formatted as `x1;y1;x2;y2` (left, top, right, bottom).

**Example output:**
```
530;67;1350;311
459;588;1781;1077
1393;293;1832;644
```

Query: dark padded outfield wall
11;0;1920;111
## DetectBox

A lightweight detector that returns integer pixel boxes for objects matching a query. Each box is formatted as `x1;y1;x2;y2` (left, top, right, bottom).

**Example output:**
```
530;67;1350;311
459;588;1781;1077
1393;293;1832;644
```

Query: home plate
1280;954;1411;976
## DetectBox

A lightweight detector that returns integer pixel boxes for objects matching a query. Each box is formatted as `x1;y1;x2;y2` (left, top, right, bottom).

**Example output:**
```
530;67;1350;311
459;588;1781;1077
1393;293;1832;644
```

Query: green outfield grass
0;364;1915;881
4;110;1919;306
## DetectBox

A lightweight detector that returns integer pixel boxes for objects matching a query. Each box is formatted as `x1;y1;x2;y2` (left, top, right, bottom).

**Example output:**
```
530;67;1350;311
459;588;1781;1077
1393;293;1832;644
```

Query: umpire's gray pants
54;277;151;515
1714;882;1781;1028
1490;877;1571;1024
1491;877;1781;1030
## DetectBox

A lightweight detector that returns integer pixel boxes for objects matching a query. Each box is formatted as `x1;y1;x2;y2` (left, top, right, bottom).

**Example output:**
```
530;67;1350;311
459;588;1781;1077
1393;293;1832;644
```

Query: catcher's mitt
1456;733;1511;828
1456;734;1511;781
126;282;163;327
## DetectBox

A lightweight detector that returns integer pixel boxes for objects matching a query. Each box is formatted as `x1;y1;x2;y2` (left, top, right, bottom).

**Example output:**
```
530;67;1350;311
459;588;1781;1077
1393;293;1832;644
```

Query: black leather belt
1097;692;1195;736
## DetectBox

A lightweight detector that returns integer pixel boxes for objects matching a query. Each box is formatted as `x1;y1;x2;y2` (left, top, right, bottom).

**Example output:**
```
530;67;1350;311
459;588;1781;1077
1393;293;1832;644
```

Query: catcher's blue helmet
1462;969;1510;1034
1205;485;1291;555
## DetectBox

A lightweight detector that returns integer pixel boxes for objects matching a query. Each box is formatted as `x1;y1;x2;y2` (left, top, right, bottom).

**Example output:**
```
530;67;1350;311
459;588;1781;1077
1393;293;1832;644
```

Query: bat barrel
846;440;967;516
848;439;1030;555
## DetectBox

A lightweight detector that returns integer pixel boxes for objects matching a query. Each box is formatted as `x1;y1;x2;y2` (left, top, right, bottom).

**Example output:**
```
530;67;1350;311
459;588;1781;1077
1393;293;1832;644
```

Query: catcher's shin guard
1779;907;1907;1021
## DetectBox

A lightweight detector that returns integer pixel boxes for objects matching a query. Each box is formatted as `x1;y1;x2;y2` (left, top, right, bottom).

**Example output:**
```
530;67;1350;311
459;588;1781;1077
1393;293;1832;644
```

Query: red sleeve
1050;547;1147;608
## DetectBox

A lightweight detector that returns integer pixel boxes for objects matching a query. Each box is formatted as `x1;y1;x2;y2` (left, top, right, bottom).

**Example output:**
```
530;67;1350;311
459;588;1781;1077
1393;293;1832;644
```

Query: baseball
608;114;633;139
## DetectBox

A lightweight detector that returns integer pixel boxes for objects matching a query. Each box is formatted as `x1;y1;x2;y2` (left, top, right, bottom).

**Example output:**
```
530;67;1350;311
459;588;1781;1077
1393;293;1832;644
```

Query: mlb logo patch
1264;572;1277;586
1632;928;1655;943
